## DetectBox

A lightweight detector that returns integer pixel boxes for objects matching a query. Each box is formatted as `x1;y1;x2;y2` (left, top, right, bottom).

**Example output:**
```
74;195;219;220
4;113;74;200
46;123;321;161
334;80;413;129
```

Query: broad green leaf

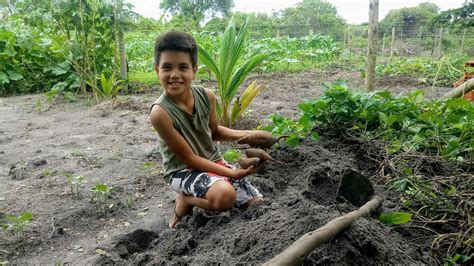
285;134;300;147
19;212;33;221
223;149;241;163
0;71;8;84
378;112;388;125
391;178;408;192
379;211;412;225
386;140;401;154
6;70;23;81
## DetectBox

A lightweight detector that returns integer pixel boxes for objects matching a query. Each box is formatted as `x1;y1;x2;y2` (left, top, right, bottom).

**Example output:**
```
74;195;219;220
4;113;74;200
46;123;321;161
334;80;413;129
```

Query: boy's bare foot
169;193;193;229
239;196;264;209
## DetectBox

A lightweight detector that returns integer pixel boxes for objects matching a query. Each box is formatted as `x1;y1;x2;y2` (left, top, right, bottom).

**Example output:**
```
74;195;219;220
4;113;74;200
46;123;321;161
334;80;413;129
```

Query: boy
149;31;268;229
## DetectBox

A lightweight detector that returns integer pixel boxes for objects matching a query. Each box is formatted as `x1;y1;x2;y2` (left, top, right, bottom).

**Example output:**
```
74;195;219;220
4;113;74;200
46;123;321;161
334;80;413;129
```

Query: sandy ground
0;70;453;264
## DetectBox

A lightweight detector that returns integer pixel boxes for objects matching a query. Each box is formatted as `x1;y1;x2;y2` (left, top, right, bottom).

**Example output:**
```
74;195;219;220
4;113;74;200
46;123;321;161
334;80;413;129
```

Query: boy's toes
169;195;192;230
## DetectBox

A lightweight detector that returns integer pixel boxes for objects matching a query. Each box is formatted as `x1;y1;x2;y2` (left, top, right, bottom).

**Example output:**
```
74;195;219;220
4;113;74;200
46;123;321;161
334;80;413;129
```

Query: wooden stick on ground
264;196;383;266
441;78;474;99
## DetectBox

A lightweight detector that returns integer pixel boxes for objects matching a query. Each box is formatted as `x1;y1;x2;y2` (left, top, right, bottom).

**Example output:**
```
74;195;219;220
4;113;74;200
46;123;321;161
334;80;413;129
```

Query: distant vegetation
1;0;472;97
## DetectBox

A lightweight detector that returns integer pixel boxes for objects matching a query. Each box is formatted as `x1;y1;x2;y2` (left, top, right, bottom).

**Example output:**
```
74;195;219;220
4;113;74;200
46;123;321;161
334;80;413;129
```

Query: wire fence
126;24;474;59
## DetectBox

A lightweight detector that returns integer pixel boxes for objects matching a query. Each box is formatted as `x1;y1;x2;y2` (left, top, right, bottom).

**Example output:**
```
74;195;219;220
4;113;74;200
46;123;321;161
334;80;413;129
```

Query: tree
112;0;138;92
277;0;346;38
204;11;278;38
379;2;440;36
160;0;234;26
432;2;473;29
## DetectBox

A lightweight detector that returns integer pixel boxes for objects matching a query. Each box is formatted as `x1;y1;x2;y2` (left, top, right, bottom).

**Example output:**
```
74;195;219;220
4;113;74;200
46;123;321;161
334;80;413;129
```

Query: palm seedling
198;17;267;127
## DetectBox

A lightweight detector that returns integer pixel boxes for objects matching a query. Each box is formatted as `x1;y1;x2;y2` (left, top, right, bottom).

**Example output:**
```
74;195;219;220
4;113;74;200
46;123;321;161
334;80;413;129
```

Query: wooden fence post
390;27;395;60
460;28;466;53
365;0;379;92
348;27;352;53
432;28;438;55
437;27;443;57
418;27;422;50
381;33;386;58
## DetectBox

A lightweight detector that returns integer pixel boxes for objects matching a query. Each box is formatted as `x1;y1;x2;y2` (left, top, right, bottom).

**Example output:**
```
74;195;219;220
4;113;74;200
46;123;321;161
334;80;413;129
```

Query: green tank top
151;86;221;182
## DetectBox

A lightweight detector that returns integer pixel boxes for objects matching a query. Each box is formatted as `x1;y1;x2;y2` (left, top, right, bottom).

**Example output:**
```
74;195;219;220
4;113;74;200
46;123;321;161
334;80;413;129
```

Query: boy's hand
230;162;265;180
237;130;276;148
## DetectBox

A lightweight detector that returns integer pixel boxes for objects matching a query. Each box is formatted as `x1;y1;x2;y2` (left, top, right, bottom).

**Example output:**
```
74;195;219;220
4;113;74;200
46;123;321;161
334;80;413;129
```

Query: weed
90;183;115;214
1;212;34;249
121;196;135;209
65;174;85;198
138;161;157;172
71;149;83;157
42;168;53;187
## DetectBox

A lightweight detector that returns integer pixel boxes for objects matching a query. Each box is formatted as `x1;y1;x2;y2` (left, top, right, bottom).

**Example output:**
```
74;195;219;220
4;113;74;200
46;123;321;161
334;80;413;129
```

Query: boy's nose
170;70;179;78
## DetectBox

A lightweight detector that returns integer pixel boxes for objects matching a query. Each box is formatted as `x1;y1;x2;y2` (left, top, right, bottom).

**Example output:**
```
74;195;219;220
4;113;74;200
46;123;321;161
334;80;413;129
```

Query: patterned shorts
170;160;262;207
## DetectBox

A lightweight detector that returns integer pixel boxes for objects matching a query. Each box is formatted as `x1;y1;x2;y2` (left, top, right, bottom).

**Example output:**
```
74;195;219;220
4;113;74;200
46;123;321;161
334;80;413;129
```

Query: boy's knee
207;182;236;210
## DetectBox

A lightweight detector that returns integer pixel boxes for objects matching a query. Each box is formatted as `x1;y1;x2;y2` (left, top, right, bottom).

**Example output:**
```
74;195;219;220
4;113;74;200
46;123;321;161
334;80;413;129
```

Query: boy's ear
193;65;198;74
154;64;159;74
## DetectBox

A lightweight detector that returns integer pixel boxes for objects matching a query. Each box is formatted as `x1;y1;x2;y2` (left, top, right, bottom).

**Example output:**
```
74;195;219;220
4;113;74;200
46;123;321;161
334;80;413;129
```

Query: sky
127;0;466;24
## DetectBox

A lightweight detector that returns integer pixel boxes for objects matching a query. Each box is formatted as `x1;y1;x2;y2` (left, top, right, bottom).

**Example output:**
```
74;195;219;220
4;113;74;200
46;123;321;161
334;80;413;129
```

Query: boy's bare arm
150;105;258;179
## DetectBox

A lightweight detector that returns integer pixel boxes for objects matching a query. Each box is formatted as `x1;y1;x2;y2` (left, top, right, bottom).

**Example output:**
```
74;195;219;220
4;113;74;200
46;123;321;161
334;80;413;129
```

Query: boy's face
155;51;197;97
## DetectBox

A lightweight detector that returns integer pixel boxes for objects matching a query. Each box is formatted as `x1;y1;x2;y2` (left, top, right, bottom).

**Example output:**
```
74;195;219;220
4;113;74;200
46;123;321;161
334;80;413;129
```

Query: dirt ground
0;70;453;264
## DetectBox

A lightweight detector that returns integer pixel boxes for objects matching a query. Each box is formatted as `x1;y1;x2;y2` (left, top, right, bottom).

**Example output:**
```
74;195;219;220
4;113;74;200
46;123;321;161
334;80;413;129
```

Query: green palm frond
197;17;266;127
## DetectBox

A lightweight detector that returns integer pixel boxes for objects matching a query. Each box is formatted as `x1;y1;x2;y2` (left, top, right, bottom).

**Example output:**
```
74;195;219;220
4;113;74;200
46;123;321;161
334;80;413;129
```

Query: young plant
88;73;123;101
138;161;157;172
66;174;85;198
198;17;267;127
90;183;115;213
223;149;241;163
42;168;53;187
1;212;34;247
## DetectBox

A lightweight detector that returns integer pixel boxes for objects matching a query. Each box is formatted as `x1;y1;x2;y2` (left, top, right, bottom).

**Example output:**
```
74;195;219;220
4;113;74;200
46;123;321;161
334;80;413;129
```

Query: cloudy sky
127;0;465;24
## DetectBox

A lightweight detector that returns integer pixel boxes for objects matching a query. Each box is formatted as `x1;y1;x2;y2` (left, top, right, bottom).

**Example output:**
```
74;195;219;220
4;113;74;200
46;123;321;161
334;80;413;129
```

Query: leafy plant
379;211;412;225
1;212;34;245
88;73;123;101
223;149;241;163
198;17;267;127
138;161;157;172
90;183;115;213
42;168;53;187
66;174;85;197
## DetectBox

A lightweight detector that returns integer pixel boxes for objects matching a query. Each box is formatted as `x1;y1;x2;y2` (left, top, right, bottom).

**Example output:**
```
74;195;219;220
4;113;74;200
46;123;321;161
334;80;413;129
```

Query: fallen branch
441;78;474;99
264;196;383;266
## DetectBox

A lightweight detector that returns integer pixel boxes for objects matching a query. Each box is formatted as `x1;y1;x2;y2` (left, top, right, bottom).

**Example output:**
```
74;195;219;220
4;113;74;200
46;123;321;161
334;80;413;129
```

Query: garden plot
0;71;464;264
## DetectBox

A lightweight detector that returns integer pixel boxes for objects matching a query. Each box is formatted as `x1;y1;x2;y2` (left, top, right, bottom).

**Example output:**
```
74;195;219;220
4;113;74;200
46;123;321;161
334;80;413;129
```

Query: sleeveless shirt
151;86;221;182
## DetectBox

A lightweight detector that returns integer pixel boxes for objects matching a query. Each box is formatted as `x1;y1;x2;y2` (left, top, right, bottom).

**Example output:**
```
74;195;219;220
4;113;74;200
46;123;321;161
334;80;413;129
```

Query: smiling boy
149;31;267;229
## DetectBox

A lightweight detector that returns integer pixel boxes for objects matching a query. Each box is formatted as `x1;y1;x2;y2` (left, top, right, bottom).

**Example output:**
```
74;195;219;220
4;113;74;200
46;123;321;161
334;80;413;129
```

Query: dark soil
0;70;453;264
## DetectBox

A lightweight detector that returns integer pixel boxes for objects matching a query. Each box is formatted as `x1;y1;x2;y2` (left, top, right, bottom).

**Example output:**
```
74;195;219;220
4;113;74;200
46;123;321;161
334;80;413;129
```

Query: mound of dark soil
96;136;435;265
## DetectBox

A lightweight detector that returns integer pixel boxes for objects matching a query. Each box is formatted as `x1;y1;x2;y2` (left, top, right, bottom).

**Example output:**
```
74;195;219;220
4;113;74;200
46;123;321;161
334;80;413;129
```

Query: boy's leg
231;179;264;209
170;178;236;229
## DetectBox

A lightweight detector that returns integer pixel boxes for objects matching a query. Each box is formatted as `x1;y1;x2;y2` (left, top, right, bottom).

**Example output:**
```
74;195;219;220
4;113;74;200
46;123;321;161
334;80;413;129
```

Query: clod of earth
244;148;285;164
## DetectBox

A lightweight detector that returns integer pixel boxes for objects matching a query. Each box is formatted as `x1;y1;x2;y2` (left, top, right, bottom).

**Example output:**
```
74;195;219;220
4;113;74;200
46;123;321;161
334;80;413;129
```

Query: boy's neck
166;87;195;114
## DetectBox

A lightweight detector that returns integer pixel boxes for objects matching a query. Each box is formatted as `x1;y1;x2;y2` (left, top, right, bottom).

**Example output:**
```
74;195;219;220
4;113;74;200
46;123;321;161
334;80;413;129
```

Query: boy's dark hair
154;31;198;67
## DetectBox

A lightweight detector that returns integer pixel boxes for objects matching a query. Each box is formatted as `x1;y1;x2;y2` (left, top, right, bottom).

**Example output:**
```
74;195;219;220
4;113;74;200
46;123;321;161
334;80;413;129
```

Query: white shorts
170;160;262;207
